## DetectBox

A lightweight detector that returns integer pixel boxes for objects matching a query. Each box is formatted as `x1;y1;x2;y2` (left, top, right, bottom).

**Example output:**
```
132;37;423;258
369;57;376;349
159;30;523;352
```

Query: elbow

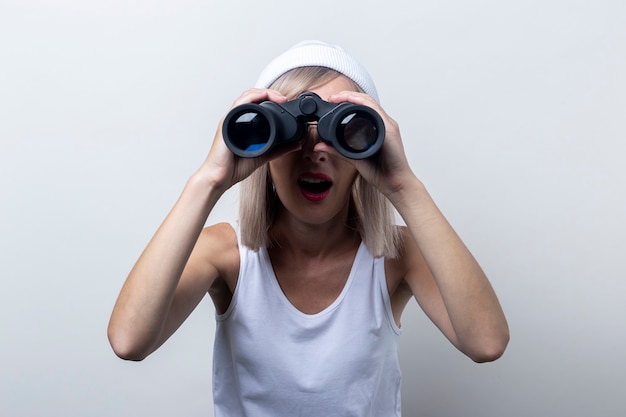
107;324;152;362
457;326;510;363
469;344;507;363
469;332;510;363
110;346;148;362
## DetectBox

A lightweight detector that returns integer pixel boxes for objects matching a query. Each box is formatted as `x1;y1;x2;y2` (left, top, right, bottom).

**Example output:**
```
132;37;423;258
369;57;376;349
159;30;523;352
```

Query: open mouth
297;174;333;201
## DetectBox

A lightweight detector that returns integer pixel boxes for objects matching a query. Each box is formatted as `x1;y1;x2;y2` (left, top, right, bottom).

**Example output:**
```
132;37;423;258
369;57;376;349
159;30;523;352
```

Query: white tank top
213;240;402;417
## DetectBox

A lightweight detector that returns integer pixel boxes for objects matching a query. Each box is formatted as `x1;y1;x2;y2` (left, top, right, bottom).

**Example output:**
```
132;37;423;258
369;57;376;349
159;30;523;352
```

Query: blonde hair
239;67;401;258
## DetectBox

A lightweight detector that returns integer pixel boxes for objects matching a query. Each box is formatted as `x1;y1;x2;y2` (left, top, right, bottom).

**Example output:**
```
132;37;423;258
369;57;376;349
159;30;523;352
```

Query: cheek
268;160;291;189
268;160;283;179
339;164;359;186
336;173;358;196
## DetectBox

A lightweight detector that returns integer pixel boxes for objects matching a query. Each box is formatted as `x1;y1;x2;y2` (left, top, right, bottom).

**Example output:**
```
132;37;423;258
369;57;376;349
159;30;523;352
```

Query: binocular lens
337;112;379;152
227;111;271;153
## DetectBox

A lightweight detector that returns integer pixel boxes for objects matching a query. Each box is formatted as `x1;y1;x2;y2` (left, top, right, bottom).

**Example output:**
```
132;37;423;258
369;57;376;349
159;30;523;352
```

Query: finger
327;91;392;123
231;88;288;108
327;91;377;107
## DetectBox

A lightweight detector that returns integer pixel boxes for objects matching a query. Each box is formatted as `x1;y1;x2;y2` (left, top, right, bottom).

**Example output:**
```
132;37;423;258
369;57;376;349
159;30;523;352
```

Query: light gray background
1;1;624;416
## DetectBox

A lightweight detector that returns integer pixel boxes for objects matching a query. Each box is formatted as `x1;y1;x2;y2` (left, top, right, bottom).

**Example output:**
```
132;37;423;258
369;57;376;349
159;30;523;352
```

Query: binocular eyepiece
222;92;385;160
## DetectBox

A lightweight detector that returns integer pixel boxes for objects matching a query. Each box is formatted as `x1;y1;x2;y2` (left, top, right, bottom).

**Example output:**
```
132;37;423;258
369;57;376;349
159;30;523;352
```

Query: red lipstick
297;173;333;202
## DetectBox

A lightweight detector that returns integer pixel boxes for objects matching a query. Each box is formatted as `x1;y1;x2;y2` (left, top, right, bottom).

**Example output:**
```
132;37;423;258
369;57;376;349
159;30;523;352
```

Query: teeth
297;177;332;194
300;178;327;184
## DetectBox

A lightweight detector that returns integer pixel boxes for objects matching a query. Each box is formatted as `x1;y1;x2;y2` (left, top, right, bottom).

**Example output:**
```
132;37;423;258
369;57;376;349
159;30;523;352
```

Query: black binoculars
222;92;385;159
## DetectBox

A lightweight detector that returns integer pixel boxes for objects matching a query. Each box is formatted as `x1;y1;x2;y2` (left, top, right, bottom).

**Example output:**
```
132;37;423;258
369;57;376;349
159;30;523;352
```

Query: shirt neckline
260;241;366;319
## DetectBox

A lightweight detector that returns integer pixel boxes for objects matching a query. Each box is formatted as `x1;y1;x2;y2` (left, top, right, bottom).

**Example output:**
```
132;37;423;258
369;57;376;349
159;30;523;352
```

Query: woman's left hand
327;91;416;201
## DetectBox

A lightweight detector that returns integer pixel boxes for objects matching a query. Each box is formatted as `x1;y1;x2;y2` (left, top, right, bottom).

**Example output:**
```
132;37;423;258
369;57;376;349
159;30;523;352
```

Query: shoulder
384;226;428;290
384;226;410;290
201;221;238;245
384;226;412;269
193;222;240;288
200;221;239;262
382;227;419;323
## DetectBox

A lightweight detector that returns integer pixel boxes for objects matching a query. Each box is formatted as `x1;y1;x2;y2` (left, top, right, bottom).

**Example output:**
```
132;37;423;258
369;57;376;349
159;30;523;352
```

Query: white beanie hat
255;40;379;102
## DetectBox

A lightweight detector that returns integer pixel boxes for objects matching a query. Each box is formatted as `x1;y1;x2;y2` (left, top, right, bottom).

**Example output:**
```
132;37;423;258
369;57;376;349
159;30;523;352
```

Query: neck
269;209;360;258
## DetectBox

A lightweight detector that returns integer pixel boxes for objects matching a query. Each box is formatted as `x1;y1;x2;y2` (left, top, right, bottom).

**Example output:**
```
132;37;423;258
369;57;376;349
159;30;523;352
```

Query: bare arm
393;183;509;362
330;91;509;362
107;174;225;361
107;89;292;361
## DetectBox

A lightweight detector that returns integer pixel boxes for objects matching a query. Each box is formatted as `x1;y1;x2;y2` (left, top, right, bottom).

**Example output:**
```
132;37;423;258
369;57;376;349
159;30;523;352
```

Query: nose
301;123;327;162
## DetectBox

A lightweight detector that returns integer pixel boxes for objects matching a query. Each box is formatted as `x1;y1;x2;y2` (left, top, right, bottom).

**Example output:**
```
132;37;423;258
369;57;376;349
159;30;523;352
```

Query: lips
297;173;333;202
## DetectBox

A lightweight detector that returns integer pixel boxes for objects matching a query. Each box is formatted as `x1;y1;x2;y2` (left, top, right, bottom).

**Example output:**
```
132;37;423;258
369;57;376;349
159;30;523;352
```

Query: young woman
108;40;509;416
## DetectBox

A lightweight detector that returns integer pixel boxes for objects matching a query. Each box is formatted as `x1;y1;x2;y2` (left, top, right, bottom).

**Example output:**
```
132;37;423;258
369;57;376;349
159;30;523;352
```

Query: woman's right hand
198;89;299;192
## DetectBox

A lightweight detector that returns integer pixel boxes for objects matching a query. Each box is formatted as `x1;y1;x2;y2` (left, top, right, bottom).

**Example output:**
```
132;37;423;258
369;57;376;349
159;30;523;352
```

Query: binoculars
222;92;385;160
